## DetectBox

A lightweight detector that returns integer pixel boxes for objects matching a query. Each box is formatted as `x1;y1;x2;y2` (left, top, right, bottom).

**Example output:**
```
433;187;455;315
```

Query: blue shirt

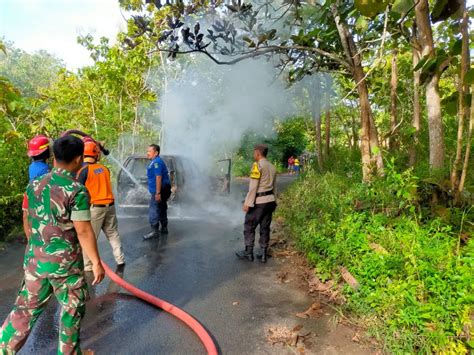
29;161;50;182
147;156;171;194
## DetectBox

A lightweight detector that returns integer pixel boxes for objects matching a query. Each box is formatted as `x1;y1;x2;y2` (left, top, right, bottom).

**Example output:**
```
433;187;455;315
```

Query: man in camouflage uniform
0;135;105;355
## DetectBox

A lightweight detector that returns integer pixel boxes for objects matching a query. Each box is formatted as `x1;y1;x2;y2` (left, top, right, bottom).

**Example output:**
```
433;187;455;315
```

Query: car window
124;157;174;179
128;158;148;178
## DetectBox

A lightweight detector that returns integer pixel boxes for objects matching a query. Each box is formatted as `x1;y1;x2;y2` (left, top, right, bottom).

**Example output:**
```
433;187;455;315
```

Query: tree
0;41;64;97
450;0;471;195
118;0;391;181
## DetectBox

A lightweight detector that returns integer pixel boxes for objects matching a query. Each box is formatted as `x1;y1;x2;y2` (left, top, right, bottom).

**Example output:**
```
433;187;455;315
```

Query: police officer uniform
236;145;277;263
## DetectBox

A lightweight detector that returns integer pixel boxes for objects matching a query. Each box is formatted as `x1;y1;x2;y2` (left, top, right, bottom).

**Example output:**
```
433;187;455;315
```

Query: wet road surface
0;175;371;354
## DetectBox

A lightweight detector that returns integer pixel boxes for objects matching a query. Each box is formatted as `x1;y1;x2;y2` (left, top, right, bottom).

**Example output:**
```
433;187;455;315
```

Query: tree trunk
415;0;445;171
313;79;323;170
458;84;474;193
451;0;470;191
331;3;383;181
351;115;358;149
389;49;398;150
408;48;421;167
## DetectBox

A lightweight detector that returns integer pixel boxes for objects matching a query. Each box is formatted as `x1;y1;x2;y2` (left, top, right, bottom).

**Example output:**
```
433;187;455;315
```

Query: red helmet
27;135;50;157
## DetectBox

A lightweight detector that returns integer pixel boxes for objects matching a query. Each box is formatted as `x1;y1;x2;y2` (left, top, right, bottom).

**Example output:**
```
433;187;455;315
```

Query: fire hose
59;130;218;354
101;261;218;355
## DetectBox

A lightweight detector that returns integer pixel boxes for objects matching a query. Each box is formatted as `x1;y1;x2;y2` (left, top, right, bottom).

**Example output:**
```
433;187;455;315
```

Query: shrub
278;166;474;353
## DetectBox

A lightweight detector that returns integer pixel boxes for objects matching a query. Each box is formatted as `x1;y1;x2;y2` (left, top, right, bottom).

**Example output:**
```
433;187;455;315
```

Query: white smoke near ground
144;57;309;222
113;54;332;222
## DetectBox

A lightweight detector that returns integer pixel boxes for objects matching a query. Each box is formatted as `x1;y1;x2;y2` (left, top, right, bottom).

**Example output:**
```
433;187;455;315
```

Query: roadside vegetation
278;161;473;353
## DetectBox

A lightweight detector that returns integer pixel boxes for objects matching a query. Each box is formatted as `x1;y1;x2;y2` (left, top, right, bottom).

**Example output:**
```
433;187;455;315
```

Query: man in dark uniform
236;144;277;263
143;144;172;240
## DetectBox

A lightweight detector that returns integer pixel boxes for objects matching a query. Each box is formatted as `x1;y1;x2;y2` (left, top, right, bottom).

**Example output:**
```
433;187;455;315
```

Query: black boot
256;247;269;263
236;246;254;261
143;226;160;240
160;225;168;234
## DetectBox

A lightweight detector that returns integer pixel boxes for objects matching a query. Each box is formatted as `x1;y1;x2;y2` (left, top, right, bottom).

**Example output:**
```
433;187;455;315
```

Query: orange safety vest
77;163;114;205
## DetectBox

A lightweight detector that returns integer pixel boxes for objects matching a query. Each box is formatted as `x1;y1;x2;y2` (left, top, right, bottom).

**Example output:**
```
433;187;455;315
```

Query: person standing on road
0;135;105;354
294;157;300;175
77;139;125;272
236;144;277;263
143;144;172;240
287;155;295;174
22;135;52;239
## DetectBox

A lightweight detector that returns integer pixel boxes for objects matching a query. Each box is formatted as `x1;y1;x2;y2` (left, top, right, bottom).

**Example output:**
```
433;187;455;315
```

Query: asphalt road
0;175;370;354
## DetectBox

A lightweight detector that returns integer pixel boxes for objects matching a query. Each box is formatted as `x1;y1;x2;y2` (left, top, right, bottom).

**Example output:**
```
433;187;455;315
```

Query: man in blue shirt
23;135;51;239
143;144;172;240
27;135;51;180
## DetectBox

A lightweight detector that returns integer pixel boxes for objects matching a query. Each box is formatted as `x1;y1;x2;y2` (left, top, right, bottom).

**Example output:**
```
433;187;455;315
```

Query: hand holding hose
60;129;110;156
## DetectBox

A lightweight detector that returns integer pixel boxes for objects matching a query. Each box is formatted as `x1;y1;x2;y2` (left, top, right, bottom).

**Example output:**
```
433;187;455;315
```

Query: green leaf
392;0;414;15
355;0;388;18
450;39;462;56
442;92;458;115
414;55;429;71
355;16;369;32
465;68;474;85
431;0;462;23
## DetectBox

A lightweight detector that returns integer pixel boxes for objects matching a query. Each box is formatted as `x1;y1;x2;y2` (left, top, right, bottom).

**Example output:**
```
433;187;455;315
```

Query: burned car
116;154;231;208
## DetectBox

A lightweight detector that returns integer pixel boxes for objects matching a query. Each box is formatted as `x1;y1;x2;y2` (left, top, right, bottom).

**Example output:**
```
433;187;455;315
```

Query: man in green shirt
0;135;105;355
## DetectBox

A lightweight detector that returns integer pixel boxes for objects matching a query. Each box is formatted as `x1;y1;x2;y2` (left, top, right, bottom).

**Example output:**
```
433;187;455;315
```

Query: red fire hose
102;262;218;355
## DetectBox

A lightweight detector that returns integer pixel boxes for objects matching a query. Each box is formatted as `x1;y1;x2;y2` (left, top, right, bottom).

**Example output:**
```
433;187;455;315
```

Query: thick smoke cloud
157;58;297;167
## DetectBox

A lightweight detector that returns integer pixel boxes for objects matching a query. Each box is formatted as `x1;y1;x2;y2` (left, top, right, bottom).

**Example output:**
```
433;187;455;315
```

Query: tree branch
148;43;350;69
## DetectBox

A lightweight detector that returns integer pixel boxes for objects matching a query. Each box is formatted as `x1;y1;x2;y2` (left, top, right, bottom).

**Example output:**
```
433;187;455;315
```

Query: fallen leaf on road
306;273;333;293
295;302;322;319
276;271;289;283
265;325;310;348
292;324;304;332
352;333;361;343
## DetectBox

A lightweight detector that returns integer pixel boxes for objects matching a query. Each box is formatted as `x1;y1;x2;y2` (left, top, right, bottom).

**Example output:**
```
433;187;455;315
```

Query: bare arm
73;220;105;285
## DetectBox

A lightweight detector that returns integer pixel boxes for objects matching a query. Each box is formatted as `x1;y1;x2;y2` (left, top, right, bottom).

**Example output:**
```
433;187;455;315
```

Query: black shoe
115;263;125;275
143;228;159;240
256;247;269;263
236;246;254;261
160;227;168;234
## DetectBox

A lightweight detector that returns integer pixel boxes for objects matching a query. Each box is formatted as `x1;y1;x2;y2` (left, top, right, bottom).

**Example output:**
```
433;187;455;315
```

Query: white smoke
157;57;297;169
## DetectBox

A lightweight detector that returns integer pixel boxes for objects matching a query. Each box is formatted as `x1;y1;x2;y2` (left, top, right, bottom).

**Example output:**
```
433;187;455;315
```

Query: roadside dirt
262;218;380;354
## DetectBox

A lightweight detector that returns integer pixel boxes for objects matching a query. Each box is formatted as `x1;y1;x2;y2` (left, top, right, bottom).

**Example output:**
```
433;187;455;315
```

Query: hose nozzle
60;129;110;155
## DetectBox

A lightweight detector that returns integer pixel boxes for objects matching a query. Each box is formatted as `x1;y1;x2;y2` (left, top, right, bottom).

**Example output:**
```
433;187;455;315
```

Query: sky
1;0;473;70
0;0;126;69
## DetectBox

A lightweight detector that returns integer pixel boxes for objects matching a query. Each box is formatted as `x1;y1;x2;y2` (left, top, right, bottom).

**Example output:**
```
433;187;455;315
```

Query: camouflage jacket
24;167;91;277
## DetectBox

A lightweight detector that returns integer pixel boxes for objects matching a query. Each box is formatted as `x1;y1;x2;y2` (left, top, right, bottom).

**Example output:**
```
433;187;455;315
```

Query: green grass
277;167;474;354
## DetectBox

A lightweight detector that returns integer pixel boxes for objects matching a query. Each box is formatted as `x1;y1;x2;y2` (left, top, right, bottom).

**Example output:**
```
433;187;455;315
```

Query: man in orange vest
77;140;125;271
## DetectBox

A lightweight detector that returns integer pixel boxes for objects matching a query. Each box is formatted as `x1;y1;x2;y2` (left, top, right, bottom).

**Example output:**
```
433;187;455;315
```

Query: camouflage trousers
0;271;88;355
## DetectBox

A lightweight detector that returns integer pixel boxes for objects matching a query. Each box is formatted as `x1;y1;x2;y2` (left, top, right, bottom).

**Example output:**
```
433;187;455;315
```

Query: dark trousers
149;185;171;229
243;201;277;248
